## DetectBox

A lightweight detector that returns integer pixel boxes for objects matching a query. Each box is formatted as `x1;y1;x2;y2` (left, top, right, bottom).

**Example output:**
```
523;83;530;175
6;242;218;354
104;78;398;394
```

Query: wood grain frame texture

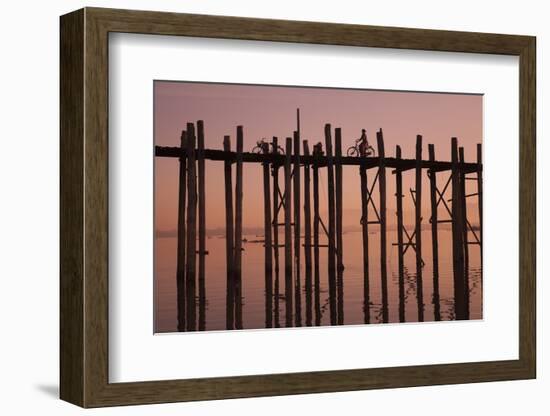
60;7;536;408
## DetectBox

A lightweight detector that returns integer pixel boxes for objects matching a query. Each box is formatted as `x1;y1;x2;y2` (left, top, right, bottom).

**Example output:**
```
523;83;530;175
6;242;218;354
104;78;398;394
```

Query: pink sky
154;81;482;233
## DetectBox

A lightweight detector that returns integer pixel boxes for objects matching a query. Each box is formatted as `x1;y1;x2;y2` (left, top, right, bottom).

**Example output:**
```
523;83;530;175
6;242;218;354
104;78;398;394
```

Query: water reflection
156;229;482;332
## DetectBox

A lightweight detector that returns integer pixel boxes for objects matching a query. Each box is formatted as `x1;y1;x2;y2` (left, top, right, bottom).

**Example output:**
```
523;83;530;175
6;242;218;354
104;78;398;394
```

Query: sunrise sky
154;81;482;234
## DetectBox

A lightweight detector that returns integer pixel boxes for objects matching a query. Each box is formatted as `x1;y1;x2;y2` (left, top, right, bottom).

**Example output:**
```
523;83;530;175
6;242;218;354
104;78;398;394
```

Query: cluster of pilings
266;123;347;327
174;121;208;331
157;118;482;331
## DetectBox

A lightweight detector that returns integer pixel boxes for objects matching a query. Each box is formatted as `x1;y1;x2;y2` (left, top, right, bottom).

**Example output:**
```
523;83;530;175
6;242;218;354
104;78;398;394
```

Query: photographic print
154;81;483;332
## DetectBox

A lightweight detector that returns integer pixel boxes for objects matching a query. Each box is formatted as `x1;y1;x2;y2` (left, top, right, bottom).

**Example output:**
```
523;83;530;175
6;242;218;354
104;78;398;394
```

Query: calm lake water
155;228;481;332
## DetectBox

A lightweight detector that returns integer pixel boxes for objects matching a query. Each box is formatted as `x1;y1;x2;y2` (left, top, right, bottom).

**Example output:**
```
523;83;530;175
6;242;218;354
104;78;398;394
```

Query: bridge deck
155;146;481;173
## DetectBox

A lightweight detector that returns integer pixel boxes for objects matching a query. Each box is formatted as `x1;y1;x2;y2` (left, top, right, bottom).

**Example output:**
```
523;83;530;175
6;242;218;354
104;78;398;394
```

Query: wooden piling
262;141;273;328
223;135;234;330
325;124;337;325
293;131;302;327
185;122;197;331
476;143;483;264
312;144;321;326
451;137;466;320
428;144;441;321
284;137;293;327
376;129;389;323
415;135;424;322
176;130;187;331
335;128;344;325
272;137;281;328
197;121;206;331
395;145;405;323
234;126;244;329
459;147;470;320
303;140;313;326
477;143;483;289
359;156;370;324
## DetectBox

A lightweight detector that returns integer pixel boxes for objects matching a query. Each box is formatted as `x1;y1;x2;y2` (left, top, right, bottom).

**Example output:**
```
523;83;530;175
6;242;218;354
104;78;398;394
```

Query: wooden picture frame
60;7;536;408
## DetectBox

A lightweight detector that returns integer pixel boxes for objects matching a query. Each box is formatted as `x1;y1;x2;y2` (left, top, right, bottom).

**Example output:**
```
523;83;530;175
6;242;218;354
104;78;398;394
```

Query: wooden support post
360;157;370;324
459;147;470;320
377;129;389;323
303;140;313;327
284;137;293;327
335;128;344;325
262;141;273;328
325;124;337;325
428;144;441;321
395;145;405;323
451;137;466;320
234;126;244;330
477;143;483;292
185;122;197;331
197;121;206;331
176;130;187;331
293;131;302;327
415;135;424;322
312;144;321;326
223;135;234;330
272;137;281;328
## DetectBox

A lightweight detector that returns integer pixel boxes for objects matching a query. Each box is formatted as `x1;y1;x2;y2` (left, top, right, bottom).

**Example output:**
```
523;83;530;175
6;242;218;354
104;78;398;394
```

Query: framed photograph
60;7;536;407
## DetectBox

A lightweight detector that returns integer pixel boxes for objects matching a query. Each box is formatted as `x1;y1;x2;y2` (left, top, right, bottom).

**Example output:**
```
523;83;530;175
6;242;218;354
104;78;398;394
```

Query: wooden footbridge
155;112;482;331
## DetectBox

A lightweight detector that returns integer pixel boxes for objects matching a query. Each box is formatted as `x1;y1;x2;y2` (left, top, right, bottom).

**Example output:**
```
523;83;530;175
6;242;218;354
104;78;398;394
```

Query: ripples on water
155;229;481;332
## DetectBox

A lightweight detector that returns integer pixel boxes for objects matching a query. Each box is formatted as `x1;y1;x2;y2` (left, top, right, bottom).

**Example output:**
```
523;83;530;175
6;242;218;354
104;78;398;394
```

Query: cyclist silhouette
347;129;375;157
357;129;369;156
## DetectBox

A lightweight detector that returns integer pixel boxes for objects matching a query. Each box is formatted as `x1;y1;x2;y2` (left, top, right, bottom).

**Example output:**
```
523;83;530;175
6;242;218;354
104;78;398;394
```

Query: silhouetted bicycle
252;139;285;154
347;142;375;157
